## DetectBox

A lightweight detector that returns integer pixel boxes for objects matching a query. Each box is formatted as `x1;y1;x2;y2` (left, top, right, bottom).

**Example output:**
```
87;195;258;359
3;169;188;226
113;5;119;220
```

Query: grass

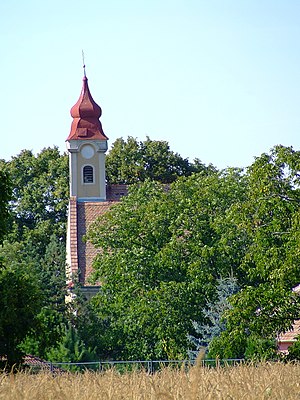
0;361;299;399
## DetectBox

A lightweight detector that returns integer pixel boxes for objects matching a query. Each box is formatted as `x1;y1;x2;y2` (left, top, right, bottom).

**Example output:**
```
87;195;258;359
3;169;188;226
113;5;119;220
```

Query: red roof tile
77;201;112;285
278;320;300;353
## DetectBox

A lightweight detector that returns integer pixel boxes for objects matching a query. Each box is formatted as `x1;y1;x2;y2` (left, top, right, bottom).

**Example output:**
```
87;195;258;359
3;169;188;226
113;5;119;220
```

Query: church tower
66;71;128;296
66;72;110;296
66;72;108;202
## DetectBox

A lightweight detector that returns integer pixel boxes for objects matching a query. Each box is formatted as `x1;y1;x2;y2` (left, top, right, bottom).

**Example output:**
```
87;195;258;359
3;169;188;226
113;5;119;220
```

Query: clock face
81;145;95;159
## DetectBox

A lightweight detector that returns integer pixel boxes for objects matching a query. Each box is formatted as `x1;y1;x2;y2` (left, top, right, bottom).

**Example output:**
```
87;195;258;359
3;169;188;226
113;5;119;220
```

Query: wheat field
0;362;299;399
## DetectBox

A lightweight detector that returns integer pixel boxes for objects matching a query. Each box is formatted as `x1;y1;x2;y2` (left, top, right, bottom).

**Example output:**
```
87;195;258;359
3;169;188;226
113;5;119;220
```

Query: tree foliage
189;276;239;359
2;141;300;363
87;169;247;360
106;136;216;184
0;148;69;361
209;145;300;359
88;144;300;361
0;167;11;244
0;261;42;369
45;324;97;367
2;147;69;245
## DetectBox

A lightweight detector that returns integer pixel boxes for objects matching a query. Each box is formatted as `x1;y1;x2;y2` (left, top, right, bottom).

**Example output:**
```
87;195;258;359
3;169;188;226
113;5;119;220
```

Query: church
65;71;127;297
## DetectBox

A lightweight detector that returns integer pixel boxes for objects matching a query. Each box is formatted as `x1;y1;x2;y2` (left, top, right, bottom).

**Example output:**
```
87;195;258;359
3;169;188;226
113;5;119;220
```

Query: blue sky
1;0;300;169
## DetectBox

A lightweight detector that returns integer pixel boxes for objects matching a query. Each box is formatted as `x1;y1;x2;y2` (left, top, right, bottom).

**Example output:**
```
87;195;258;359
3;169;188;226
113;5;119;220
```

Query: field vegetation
0;362;299;399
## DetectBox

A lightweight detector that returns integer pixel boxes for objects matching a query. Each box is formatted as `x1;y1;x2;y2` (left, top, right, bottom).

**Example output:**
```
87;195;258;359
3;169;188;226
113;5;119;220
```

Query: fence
37;358;244;374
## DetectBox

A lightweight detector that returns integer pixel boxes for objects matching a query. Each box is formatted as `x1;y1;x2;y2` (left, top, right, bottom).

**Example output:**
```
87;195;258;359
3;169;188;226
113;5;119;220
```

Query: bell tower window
83;165;94;184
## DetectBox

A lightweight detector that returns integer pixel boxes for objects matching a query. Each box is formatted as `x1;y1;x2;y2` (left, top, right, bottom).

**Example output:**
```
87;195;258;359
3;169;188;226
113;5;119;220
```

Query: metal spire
82;50;86;77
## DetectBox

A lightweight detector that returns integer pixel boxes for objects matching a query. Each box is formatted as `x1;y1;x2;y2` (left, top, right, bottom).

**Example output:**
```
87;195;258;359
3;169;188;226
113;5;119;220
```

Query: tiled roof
67;184;128;286
68;196;79;277
24;355;63;373
278;320;300;353
106;184;128;200
77;201;112;285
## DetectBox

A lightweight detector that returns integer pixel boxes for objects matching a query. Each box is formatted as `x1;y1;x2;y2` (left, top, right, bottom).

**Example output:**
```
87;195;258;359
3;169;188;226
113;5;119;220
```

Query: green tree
209;146;300;360
46;324;97;368
0;162;43;369
0;166;42;369
20;235;68;358
68;286;112;360
0;168;11;243
87;169;247;360
3;147;69;246
0;260;42;369
106;136;216;184
0;148;69;360
189;276;239;359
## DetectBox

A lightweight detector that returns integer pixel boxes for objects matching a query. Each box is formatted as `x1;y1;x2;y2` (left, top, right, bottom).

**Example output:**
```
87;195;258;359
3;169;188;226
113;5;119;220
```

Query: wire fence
28;358;244;374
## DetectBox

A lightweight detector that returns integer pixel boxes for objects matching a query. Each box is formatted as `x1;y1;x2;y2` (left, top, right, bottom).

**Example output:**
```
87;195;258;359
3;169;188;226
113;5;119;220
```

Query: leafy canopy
106;136;216;184
0;167;11;243
87;169;247;360
209;146;300;359
0;147;69;361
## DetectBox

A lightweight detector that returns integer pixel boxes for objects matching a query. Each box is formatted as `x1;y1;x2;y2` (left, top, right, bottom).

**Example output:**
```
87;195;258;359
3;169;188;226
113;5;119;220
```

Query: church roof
77;201;112;285
66;75;108;141
68;185;128;286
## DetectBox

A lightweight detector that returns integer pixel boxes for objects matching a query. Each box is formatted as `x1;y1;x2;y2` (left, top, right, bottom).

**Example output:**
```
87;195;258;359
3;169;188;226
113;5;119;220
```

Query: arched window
83;165;94;183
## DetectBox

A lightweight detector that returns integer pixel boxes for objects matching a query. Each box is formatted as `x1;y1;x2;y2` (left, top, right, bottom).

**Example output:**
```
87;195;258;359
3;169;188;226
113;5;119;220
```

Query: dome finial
82;49;86;77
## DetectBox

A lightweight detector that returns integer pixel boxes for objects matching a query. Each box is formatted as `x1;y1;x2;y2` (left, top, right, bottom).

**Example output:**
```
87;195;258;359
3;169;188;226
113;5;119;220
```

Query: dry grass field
0;361;300;399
